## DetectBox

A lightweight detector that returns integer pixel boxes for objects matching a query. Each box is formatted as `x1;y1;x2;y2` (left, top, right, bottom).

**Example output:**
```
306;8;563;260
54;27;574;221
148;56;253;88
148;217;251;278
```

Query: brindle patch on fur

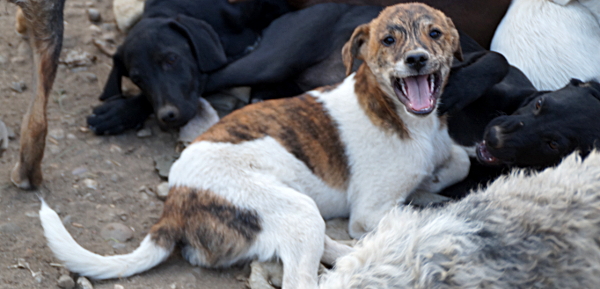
354;65;410;138
196;95;350;190
150;187;261;266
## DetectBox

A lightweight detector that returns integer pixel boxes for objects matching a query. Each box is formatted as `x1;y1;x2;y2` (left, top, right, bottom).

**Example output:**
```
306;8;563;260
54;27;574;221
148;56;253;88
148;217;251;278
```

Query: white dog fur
39;4;469;289
113;0;145;32
320;150;600;288
491;0;600;90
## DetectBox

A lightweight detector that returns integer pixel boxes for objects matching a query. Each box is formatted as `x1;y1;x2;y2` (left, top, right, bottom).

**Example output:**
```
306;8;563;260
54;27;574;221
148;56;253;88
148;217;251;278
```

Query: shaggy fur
491;0;600;90
320;151;600;288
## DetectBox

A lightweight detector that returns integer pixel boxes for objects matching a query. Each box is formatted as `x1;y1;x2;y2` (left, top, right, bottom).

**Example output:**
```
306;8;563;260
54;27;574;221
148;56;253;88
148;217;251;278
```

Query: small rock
62;215;72;226
10;82;27;93
82;178;98;190
110;174;120;183
0;54;7;65
154;155;176;178
114;285;125;289
49;128;65;140
100;223;133;242
0;222;21;233
25;211;39;218
87;8;101;22
11;56;26;64
156;182;170;199
109;144;122;153
61;50;96;68
111;242;127;250
71;166;88;176
67;133;77;140
88;24;102;33
77;277;93;289
81;72;98;82
57;274;75;289
136;128;152;138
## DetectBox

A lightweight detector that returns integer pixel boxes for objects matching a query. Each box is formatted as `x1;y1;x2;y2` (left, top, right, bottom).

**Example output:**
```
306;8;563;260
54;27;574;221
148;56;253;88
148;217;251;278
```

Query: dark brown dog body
10;0;65;189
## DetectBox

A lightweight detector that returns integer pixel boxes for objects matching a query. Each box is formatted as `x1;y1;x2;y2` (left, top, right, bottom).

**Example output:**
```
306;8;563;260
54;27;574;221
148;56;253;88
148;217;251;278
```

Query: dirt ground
0;1;252;288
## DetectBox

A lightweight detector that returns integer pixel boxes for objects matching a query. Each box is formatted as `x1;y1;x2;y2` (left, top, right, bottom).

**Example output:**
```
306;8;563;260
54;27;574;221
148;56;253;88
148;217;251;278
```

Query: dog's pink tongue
404;75;432;111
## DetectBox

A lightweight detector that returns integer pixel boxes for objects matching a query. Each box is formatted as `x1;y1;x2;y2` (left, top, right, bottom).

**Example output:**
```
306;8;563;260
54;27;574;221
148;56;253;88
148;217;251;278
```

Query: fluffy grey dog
320;151;600;289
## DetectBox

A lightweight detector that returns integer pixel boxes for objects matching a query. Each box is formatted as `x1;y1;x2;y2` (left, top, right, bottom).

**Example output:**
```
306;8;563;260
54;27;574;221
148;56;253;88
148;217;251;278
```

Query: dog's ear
445;17;463;62
342;23;370;76
170;15;228;72
99;48;128;101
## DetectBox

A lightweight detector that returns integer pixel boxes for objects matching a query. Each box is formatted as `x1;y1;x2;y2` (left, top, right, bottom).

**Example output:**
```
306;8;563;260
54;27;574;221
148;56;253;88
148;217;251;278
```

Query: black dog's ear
99;48;128;101
584;79;600;102
169;15;228;73
342;23;370;76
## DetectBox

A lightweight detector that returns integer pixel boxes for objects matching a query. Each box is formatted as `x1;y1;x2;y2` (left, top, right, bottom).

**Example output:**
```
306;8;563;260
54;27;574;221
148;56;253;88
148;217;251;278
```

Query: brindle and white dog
39;3;469;289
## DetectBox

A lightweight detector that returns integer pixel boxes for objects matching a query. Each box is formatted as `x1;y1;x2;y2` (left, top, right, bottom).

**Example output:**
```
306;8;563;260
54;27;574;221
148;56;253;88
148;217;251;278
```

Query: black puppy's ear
342;23;370;76
170;15;228;73
99;48;128;101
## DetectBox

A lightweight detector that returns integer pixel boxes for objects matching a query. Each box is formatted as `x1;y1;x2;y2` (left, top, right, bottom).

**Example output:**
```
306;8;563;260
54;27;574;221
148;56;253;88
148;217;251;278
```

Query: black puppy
477;79;600;168
433;32;538;199
87;0;291;134
88;1;381;135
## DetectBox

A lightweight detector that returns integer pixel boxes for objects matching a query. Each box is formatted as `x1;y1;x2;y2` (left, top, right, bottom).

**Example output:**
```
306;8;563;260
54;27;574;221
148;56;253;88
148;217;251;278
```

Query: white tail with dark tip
39;200;173;279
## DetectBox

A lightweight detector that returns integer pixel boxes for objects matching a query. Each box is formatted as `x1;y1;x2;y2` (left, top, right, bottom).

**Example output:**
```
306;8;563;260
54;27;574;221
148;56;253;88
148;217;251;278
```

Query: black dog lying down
87;1;381;134
477;79;600;168
433;32;600;199
86;0;291;134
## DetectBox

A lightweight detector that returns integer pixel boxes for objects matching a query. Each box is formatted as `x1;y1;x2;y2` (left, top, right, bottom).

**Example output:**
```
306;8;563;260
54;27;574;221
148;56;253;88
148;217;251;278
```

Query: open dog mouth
476;141;502;165
393;73;441;115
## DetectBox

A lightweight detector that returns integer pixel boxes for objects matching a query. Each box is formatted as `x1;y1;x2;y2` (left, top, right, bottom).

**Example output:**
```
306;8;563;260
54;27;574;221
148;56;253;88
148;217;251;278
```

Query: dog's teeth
429;75;435;92
400;79;408;96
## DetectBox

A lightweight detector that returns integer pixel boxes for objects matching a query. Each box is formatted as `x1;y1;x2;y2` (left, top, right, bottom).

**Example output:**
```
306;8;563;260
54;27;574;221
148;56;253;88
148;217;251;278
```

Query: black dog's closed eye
163;53;179;69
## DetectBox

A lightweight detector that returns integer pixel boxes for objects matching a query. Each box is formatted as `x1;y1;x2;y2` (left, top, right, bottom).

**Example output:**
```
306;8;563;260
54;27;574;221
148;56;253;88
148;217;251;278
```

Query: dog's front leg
420;143;471;194
10;0;65;189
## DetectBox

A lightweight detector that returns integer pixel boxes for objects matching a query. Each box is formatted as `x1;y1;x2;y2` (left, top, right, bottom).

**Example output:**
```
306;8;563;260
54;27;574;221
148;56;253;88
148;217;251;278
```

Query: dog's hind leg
9;0;65;189
320;235;354;266
252;186;328;289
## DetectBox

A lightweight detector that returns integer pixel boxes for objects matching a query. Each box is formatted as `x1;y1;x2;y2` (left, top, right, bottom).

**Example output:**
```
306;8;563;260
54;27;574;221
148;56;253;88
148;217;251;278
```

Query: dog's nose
405;52;429;71
157;106;181;124
485;125;504;149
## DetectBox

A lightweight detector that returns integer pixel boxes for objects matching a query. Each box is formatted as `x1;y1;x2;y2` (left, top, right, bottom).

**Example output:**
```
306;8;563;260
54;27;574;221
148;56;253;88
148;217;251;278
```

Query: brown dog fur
9;0;65;189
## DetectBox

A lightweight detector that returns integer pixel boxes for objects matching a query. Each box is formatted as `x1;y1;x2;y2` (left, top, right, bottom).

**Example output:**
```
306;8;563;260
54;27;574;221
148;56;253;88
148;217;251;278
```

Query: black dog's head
100;15;228;129
477;79;600;168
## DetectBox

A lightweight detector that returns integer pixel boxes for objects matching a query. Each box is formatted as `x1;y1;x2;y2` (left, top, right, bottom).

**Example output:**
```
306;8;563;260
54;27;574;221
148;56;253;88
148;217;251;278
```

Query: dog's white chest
314;77;452;202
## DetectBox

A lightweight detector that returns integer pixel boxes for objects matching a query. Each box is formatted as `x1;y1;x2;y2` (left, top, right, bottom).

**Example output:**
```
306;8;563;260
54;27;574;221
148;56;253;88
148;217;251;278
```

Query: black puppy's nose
157;106;180;124
486;125;504;149
405;52;429;71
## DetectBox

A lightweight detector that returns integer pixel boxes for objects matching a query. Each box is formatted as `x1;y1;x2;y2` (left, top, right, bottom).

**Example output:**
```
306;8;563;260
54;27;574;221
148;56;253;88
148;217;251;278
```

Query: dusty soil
0;1;250;288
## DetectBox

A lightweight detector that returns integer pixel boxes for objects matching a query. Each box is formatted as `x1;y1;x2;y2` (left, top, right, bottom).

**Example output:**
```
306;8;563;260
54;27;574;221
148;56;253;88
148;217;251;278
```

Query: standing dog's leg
9;0;65;189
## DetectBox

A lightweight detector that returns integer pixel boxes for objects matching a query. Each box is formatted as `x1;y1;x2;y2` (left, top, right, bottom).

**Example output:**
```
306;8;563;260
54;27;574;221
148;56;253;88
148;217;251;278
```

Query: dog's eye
535;98;543;111
547;140;559;151
163;54;179;68
429;29;442;39
382;36;395;46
